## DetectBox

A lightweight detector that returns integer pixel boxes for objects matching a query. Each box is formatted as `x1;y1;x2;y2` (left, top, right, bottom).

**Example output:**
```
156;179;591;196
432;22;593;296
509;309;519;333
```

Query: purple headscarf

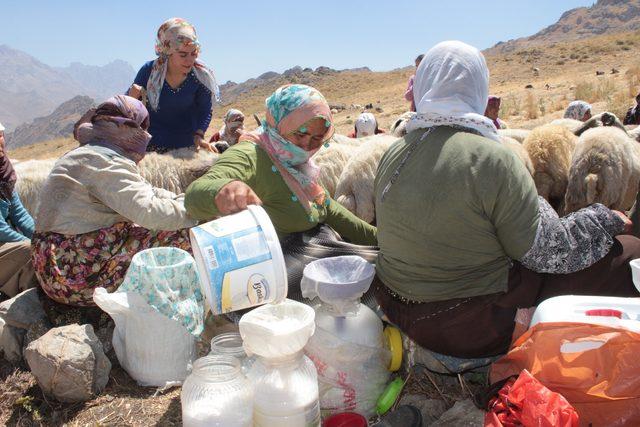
74;95;152;163
0;124;17;201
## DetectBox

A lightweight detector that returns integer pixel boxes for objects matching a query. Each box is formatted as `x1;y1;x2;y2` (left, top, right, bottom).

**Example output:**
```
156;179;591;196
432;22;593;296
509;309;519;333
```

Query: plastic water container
629;258;640;292
530;295;640;332
301;256;391;417
181;355;254;427
239;299;320;427
190;205;287;315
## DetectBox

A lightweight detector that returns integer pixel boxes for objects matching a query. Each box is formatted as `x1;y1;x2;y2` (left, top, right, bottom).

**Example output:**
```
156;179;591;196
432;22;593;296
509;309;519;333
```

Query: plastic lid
301;256;375;315
239;299;315;359
323;412;368;427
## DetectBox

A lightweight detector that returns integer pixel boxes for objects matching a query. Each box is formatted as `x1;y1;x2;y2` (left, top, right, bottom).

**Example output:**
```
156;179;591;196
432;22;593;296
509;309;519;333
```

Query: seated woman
185;85;377;296
31;95;197;306
347;113;386;138
209;109;246;153
373;41;640;359
0;122;36;298
564;100;592;122
128;17;219;154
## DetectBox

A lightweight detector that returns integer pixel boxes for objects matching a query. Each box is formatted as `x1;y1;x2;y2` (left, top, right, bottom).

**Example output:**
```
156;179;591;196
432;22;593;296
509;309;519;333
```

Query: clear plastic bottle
209;332;255;374
301;255;390;417
240;299;320;427
181;355;254;427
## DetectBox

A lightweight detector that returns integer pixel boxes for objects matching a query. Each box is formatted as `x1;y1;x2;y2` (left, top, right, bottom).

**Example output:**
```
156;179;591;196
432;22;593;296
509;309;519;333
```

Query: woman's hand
613;210;633;234
215;181;262;215
128;84;143;100
194;134;218;153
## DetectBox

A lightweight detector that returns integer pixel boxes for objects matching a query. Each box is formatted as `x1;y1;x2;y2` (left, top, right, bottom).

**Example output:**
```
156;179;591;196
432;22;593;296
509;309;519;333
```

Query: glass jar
181;355;253;427
209;332;255;374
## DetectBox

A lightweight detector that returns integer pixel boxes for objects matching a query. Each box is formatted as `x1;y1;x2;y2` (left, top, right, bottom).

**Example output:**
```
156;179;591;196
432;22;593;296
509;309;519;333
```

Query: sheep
573;112;627;137
389;112;415;137
523;124;578;211
548;118;583;133
14;158;57;215
628;126;640;142
314;142;355;196
565;127;640;214
500;136;534;176
497;128;531;144
14;147;218;219
334;134;398;223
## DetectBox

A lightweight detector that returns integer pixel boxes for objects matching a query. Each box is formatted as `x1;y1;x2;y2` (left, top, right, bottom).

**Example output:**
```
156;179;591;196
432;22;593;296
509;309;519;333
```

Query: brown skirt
374;235;640;358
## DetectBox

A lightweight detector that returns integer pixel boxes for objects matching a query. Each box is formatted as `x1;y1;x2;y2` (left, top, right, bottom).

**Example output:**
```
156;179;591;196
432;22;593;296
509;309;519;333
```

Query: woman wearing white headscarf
348;112;386;138
373;41;640;358
564;100;592;122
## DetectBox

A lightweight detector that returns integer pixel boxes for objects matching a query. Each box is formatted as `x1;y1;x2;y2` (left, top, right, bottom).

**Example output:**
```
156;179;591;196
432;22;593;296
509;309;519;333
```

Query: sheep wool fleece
374;127;540;302
185;141;377;245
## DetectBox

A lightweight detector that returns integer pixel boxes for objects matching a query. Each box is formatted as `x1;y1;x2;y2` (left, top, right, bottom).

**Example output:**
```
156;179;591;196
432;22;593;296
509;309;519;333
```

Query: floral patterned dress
31;222;191;306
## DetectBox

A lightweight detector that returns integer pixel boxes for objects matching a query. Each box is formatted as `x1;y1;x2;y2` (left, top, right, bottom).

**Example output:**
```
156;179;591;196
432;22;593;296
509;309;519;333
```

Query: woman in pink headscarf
31;95;197;306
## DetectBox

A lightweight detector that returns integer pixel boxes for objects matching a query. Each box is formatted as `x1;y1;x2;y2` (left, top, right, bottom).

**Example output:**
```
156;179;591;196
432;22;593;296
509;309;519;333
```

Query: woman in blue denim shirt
0;122;36;298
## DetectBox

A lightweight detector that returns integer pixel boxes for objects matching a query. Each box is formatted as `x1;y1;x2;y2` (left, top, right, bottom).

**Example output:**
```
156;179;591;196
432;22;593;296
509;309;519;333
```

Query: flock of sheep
14;111;640;228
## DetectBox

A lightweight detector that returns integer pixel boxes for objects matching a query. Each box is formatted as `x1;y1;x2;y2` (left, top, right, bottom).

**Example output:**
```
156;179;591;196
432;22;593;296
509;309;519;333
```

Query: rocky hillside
489;0;640;54
0;45;133;131
6;96;95;150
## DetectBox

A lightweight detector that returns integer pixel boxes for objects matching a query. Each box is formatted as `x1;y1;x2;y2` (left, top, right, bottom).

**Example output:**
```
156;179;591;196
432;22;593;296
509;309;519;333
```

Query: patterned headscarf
406;41;500;142
219;109;245;145
74;95;152;163
242;84;334;213
485;96;502;129
0;122;17;201
564;100;591;121
147;18;220;111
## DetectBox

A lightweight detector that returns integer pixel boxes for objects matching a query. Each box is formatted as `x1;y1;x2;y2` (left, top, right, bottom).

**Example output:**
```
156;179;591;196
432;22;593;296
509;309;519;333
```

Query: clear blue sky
1;0;593;83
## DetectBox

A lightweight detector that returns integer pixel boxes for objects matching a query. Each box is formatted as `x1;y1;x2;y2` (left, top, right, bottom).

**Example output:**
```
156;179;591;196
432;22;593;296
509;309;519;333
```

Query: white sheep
548;118;584;133
500;136;534;176
389;111;415;137
565;127;640;213
497;128;531;144
334;134;398;223
14;147;218;219
523;124;578;211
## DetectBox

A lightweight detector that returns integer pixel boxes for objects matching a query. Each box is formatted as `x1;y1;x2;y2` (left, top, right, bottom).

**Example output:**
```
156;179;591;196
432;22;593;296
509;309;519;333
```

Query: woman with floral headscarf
0;121;37;298
564;100;592;122
31;95;197;306
128;18;220;153
373;41;639;359
186;85;377;297
209;109;246;152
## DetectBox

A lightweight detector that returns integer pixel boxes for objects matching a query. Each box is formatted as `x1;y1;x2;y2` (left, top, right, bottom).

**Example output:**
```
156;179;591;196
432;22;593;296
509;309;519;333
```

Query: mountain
55;60;135;103
6;95;95;149
489;0;640;54
0;45;133;132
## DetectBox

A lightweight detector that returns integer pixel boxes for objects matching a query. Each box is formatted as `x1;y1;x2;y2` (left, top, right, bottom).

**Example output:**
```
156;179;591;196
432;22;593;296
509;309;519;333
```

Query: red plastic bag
485;369;579;427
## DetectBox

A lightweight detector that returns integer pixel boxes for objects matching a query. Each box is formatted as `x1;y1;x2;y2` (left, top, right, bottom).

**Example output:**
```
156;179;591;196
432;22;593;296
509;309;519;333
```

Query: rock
596;70;605;76
0;317;25;363
0;288;47;329
315;66;335;74
330;108;338;114
431;399;484;426
23;318;52;350
399;394;447;424
24;324;111;402
525;84;534;89
283;66;303;78
376;107;384;113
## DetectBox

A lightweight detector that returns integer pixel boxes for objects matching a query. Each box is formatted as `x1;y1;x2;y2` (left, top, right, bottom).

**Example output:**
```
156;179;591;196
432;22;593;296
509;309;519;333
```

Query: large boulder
0;288;47;329
0;317;24;363
24;324;111;402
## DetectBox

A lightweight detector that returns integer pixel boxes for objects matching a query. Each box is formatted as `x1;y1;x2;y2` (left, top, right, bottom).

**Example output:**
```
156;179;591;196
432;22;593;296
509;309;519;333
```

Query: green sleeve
324;198;378;246
488;150;540;260
185;147;255;221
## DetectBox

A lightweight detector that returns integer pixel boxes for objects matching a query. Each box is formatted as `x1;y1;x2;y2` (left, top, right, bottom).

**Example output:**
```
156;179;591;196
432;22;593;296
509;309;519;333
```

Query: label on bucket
191;222;279;315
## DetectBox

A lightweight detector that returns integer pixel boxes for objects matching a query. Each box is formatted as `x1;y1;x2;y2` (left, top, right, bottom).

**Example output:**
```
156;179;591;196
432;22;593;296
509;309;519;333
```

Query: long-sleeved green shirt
185;142;377;245
374;127;540;302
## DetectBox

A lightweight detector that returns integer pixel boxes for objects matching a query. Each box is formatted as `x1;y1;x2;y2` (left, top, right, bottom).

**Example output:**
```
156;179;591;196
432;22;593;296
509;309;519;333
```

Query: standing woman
0;122;36;298
129;18;220;153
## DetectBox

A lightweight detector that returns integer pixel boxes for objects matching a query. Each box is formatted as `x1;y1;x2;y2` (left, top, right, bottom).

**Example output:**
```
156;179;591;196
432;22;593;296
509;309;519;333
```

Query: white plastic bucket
530;295;640;332
189;205;287;315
